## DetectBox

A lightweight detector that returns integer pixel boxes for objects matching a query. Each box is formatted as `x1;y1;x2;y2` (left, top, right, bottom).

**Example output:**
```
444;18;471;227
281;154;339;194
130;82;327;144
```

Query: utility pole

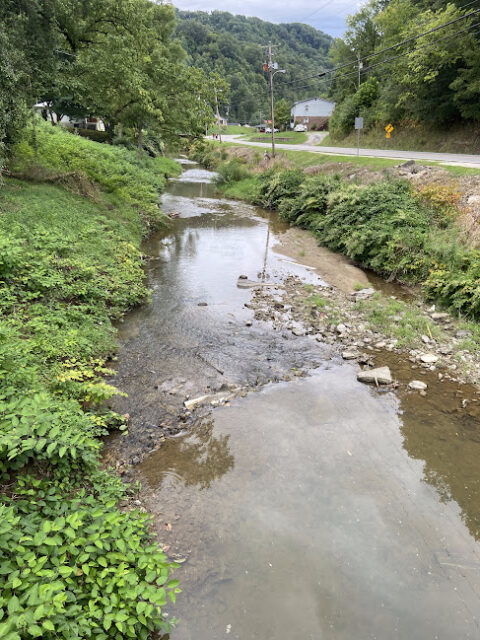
268;43;275;158
356;51;363;157
262;43;286;159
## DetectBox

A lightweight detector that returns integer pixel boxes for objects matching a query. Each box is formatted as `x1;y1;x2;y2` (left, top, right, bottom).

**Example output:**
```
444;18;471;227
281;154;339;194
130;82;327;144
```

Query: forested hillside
325;0;480;140
175;10;333;123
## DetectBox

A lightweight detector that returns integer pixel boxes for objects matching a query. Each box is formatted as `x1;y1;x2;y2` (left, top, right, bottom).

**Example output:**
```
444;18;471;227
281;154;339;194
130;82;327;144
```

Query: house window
304;118;309;124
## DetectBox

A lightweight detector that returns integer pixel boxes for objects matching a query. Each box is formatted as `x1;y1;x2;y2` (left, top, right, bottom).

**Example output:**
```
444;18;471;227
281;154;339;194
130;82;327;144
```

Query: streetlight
269;68;286;158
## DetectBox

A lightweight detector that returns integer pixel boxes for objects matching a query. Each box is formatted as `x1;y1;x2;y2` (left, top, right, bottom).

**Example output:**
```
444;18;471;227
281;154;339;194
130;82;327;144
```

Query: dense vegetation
175;10;333;124
327;0;480;140
194;142;480;318
0;123;181;638
0;0;222;167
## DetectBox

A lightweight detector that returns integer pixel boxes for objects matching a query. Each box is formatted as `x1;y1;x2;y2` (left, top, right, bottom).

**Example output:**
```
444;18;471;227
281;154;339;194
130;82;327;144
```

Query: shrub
214;158;250;184
254;169;305;209
0;477;179;640
279;174;341;226
76;129;110;144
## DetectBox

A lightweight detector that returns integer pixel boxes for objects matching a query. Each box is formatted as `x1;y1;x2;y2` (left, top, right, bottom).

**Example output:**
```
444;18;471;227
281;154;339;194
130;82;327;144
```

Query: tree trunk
137;123;143;159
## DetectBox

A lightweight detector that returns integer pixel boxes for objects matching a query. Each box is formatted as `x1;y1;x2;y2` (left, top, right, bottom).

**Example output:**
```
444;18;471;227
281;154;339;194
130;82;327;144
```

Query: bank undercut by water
0;122;181;639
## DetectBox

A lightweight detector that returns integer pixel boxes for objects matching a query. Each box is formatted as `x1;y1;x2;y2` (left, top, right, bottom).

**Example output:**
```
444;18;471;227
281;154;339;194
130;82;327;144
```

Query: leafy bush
315;180;433;281
76;129;110;144
214;158;250;185
254;169;305;209
279;174;341;226
0;477;179;640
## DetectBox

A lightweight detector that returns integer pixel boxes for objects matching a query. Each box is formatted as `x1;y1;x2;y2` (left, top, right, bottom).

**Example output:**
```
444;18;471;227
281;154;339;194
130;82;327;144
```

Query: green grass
243;131;308;144
221;141;480;176
218;176;259;201
355;293;442;347
323;122;480;155
12;120;181;229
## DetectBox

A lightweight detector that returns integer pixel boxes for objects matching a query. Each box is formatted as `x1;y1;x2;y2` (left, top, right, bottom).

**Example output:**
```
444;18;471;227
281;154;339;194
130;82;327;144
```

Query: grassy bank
190;140;480;320
0;122;181;639
322;122;480;155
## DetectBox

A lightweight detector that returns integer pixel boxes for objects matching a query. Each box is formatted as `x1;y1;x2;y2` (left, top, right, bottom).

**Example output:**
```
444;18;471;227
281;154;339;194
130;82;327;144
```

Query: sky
172;0;362;38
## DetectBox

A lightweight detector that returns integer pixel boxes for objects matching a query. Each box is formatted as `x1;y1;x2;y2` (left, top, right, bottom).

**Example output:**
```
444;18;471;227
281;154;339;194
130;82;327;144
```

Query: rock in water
357;366;392;385
408;380;428;391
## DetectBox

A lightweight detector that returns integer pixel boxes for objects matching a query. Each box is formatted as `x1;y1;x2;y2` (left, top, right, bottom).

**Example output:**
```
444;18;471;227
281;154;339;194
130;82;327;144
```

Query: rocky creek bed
103;163;480;640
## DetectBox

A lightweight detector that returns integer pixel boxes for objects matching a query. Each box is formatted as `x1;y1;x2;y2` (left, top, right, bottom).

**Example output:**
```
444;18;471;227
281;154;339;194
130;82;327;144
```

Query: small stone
357;366;392;385
342;349;360;360
336;323;347;334
431;312;449;322
456;329;472;339
374;341;386;349
292;328;305;336
408;380;428;391
197;302;208;307
238;274;248;279
419;390;427;397
246;320;252;327
420;353;439;364
352;287;375;300
421;335;430;344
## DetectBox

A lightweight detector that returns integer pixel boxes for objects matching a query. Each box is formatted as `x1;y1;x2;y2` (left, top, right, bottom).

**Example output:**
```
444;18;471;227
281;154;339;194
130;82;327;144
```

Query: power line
290;21;480;92
288;7;480;87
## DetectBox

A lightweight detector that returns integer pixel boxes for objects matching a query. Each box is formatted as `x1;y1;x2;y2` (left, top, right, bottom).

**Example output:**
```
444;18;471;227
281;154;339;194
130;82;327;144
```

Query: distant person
263;150;270;162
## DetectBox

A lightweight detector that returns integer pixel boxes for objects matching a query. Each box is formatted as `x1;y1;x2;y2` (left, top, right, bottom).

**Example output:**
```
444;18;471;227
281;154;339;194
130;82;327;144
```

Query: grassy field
323;122;480;155
243;131;308;145
221;141;480;176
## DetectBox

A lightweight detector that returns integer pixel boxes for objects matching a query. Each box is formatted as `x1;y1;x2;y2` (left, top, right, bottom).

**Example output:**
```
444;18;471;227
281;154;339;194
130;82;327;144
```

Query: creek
106;162;480;639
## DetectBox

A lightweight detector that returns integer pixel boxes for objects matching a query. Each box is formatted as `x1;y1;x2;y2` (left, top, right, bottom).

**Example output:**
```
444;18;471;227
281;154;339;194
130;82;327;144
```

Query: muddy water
112;165;480;639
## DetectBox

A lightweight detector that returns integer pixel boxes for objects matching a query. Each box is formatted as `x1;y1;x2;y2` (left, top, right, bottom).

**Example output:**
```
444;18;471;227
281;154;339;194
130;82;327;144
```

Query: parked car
259;126;266;133
265;127;272;133
294;124;307;132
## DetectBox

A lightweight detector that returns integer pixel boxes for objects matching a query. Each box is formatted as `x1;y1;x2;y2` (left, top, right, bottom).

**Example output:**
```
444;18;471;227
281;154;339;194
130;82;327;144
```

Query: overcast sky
172;1;361;38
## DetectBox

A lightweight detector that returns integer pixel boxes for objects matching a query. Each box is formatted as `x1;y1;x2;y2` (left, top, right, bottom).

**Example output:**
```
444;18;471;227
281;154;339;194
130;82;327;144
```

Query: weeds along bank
0;122;181;639
190;142;480;320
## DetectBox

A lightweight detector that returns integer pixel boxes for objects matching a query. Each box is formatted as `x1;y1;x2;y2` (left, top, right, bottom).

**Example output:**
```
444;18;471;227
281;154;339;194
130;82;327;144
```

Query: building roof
292;97;335;107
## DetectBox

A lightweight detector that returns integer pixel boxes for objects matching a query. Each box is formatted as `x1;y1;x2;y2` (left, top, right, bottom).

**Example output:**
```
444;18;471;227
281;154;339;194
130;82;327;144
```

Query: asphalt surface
222;134;480;168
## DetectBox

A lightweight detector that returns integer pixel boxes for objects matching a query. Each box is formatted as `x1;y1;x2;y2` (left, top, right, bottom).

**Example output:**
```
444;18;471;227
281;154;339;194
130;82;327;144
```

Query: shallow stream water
110;163;480;639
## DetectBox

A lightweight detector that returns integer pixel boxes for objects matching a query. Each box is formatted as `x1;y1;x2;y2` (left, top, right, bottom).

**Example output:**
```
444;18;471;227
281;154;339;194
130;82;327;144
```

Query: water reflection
142;420;234;490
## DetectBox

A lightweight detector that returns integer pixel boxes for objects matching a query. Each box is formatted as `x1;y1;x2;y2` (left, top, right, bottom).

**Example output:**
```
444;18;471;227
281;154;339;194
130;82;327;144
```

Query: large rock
357;366;392;385
352;287;376;300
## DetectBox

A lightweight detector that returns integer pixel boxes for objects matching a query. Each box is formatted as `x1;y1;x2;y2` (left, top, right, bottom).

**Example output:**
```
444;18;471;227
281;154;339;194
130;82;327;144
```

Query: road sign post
385;123;394;139
355;117;363;157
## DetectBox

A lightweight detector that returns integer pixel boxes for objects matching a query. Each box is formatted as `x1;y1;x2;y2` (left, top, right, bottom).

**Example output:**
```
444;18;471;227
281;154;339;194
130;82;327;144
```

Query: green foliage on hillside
175;10;333;123
0;132;181;638
328;0;480;139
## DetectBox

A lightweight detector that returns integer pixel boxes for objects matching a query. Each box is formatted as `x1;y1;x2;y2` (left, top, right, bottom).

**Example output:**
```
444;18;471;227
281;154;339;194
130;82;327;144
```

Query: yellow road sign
386;132;391;139
385;123;394;133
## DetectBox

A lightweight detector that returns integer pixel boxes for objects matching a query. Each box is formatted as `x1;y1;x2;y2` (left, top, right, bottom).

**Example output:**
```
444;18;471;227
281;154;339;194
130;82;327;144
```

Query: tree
274;99;291;131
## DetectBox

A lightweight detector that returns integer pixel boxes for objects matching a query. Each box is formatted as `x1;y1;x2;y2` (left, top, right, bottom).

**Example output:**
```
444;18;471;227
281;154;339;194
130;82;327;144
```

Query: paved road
222;134;480;168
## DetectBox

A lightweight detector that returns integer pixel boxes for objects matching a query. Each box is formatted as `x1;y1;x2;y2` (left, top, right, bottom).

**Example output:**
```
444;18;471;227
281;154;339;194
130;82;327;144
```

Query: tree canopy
328;0;480;137
0;0;220;164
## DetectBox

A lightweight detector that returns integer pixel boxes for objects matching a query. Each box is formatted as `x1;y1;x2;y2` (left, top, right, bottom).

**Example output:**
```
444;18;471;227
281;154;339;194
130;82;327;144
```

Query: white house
290;98;336;130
